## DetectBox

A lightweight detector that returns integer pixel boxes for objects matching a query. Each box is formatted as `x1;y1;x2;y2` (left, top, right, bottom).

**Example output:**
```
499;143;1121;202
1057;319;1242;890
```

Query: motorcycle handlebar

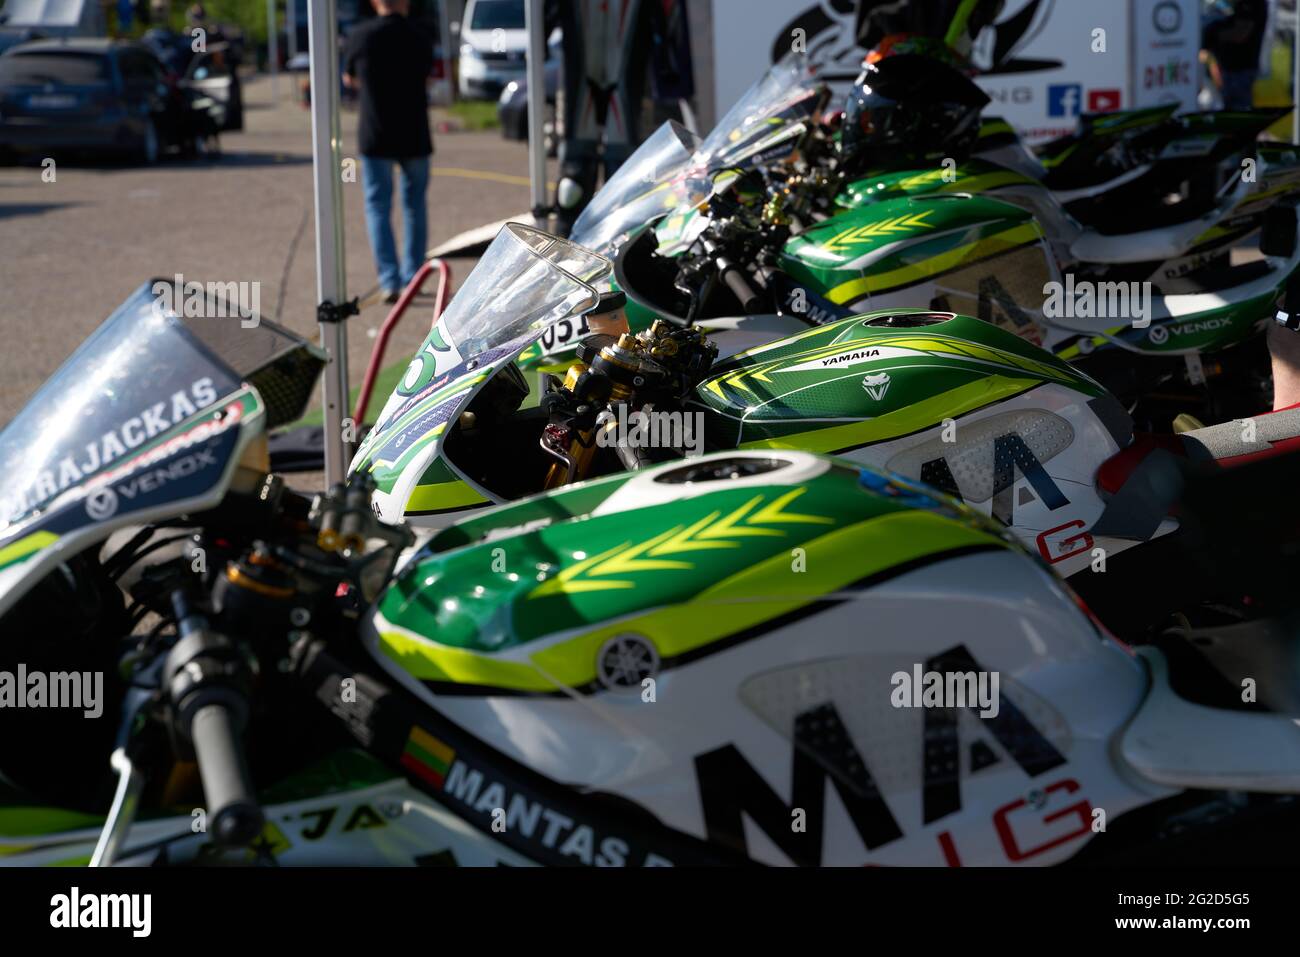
715;256;763;314
166;592;265;848
190;701;264;846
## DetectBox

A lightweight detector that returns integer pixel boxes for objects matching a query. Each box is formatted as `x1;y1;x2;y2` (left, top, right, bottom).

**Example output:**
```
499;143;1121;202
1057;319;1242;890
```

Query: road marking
431;167;552;188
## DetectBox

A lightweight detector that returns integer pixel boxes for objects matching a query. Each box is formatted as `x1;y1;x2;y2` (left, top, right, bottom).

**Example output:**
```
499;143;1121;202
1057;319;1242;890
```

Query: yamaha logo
862;372;892;401
596;633;659;690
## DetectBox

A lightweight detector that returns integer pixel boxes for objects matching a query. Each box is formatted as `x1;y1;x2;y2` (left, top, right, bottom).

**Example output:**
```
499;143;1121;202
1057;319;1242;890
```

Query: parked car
0;38;212;164
457;0;526;99
139;29;242;133
184;43;242;132
0;27;44;57
497;29;560;150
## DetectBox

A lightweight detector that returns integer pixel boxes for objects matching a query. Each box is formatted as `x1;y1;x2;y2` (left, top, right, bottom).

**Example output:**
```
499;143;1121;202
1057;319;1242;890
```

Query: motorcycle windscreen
0;284;263;611
697;53;823;170
924;237;1058;347
569;120;708;257
349;223;610;523
148;276;323;428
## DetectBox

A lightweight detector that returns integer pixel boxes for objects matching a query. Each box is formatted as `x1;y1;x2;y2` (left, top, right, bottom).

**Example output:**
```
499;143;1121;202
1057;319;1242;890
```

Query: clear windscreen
926;237;1058;348
357;223;612;473
0;285;243;536
569;120;709;255
697;53;823;169
436;222;611;357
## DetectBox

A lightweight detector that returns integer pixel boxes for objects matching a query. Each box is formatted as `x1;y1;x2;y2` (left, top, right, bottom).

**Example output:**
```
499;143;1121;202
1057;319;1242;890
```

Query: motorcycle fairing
778;193;1048;306
692;311;1103;438
0;752;537;866
0;387;265;620
365;452;1012;696
348;223;611;524
348;336;533;525
1051;255;1297;360
826;163;1300;358
837;157;1040;210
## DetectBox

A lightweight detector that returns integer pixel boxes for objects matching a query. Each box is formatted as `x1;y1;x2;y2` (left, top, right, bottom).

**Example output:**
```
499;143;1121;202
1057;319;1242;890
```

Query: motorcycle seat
1070;203;1245;265
1097;404;1300;497
1178;404;1300;468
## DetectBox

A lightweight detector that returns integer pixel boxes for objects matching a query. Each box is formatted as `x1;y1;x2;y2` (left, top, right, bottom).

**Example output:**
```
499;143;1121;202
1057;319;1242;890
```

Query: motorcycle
553;54;1300;430
4;223;1300;866
512;59;827;376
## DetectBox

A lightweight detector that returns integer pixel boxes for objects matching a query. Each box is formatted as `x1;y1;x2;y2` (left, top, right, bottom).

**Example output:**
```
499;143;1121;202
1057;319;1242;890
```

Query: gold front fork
542;361;632;489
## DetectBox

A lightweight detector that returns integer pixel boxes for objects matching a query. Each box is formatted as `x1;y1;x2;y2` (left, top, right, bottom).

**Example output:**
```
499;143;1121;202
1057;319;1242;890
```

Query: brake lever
89;653;168;867
89;749;146;867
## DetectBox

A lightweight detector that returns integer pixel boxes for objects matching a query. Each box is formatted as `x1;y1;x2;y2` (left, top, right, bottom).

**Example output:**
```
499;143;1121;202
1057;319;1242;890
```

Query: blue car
0;38;202;164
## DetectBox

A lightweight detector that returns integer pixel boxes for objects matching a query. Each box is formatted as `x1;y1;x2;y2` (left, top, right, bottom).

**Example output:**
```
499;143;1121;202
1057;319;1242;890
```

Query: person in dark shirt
1203;0;1268;110
342;0;434;301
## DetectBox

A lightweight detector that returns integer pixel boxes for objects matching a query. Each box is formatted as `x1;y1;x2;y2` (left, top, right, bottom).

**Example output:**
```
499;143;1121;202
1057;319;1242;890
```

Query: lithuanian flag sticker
401;727;456;788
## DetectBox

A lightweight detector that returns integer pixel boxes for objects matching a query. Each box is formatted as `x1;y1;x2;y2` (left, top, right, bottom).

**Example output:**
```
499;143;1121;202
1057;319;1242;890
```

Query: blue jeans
1221;70;1256;111
361;155;430;293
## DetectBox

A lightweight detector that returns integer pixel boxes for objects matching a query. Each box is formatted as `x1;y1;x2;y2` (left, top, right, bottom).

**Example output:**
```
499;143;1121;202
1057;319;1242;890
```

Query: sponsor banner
0;392;253;557
388;722;736;866
975;0;1130;144
1132;0;1200;109
2;378;221;525
706;0;1199;147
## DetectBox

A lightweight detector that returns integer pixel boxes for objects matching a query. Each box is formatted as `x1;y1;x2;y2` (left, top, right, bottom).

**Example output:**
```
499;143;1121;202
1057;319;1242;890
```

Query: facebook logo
1047;84;1082;117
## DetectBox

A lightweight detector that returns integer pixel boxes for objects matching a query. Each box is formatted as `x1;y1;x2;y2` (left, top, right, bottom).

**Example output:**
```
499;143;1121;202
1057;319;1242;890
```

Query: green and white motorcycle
553;55;1300;429
4;223;1300;866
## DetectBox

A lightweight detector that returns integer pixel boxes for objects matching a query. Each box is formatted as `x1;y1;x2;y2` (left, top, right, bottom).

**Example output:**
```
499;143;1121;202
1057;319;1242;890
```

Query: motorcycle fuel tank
691;310;1147;577
778;194;1057;340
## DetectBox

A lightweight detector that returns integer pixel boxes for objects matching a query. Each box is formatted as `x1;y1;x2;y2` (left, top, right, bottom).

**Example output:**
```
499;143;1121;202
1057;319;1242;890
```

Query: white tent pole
525;0;548;224
307;0;351;485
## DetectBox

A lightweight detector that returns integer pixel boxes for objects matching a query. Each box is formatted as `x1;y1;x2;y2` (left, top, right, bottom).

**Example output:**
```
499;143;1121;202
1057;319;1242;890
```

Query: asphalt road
0;73;549;427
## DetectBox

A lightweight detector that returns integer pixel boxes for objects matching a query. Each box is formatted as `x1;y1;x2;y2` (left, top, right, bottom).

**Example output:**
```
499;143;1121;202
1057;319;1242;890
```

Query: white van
457;0;527;99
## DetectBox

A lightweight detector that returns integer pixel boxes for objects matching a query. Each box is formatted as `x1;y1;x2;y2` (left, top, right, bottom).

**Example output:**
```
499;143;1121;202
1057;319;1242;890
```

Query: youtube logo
1088;88;1122;112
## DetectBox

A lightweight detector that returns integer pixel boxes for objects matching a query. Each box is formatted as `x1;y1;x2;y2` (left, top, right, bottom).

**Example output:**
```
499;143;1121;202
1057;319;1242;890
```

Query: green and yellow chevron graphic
377;508;1006;695
823;211;935;251
896;169;950;190
702;330;1078;404
529;487;833;598
825;220;1042;303
703;362;782;399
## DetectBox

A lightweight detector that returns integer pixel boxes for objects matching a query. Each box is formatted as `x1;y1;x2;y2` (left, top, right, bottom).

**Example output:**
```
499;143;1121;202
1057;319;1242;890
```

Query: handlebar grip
191;701;264;847
719;263;762;314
